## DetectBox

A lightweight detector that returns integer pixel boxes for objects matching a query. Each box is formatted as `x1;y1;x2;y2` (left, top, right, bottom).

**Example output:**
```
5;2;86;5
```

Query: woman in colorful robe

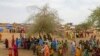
44;43;50;56
75;47;81;56
13;44;18;56
70;42;76;56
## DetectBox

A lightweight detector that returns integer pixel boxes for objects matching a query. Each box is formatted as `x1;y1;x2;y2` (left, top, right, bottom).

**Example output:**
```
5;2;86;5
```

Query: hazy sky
0;0;100;24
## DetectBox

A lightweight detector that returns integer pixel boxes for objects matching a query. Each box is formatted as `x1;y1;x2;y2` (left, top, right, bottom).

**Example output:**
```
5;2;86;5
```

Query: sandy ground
0;33;20;41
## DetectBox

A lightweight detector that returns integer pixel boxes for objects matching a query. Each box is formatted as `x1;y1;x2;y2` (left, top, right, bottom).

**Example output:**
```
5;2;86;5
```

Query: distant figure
23;38;27;49
70;42;76;56
27;38;31;49
13;44;18;56
51;39;57;52
5;38;9;48
62;40;68;56
0;33;2;41
18;38;21;48
39;37;43;46
12;35;15;47
16;38;19;48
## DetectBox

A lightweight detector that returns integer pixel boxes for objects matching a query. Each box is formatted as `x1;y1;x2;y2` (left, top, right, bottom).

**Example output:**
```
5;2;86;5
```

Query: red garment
13;44;18;56
23;39;27;49
62;45;67;56
44;45;50;56
12;35;15;46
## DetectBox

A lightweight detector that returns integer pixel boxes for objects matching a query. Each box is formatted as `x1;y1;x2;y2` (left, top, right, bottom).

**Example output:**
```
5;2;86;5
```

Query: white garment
72;41;75;46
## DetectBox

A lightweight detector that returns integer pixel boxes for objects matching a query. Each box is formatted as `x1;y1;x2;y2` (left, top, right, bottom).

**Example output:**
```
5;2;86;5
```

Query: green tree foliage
75;7;100;32
88;7;100;28
27;5;60;35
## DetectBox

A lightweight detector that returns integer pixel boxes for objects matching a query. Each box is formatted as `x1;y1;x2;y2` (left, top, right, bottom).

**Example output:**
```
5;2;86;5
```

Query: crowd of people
4;34;68;56
70;35;100;56
3;34;100;56
78;35;100;56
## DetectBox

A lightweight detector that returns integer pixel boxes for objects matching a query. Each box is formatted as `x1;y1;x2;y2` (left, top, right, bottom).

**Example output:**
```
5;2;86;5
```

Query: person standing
18;38;21;48
62;45;66;56
16;38;19;48
51;39;57;52
23;38;27;49
12;35;15;47
27;38;31;49
44;42;50;56
5;38;9;48
62;40;68;56
39;37;43;46
70;42;76;56
0;33;2;41
75;47;81;56
13;44;18;56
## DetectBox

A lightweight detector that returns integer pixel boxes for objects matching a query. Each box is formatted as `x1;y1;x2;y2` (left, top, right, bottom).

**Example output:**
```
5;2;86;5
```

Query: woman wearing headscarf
75;47;81;56
13;44;18;56
44;42;50;56
70;42;76;56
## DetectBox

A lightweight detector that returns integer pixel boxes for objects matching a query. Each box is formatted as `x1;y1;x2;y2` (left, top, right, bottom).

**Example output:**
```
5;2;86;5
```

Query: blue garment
70;44;75;56
18;39;21;47
51;40;58;51
16;39;19;47
39;39;43;46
